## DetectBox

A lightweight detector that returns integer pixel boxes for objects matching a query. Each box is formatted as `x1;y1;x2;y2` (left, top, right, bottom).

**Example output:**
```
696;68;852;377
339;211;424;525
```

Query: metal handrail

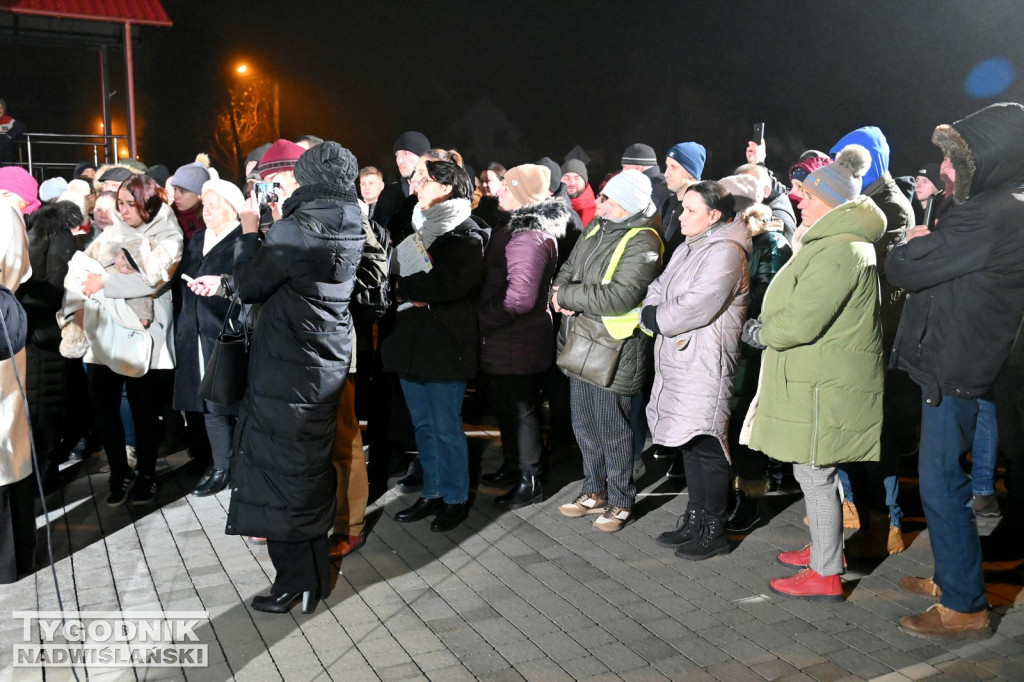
14;132;130;179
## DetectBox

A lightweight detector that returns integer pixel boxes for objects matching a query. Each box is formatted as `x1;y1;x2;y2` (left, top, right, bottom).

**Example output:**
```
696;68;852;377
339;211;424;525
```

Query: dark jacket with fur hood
887;102;1024;405
552;211;663;396
20;201;80;349
478;199;566;375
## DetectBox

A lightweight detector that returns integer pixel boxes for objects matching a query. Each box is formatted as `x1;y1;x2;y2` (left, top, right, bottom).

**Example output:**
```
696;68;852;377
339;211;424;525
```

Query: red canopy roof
0;0;171;26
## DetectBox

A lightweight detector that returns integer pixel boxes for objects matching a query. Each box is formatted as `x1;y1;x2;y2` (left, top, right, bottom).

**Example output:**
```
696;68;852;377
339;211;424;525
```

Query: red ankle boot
776;544;846;569
770;568;843;602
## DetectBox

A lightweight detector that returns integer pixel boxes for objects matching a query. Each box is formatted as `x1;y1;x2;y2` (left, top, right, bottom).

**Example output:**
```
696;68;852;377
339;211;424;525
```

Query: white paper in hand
395;233;433;277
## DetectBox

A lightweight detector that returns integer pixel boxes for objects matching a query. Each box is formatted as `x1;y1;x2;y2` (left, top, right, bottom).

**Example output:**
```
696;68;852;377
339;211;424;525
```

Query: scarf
412;198;472;249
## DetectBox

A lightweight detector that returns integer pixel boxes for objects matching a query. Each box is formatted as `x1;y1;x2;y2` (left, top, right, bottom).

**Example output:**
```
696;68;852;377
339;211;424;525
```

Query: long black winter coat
19;202;79;463
171;225;242;415
888;102;1024;406
225;187;365;542
381;216;488;382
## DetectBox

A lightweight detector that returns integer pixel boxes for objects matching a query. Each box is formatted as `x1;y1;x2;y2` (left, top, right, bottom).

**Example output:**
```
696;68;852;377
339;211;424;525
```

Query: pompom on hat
803;144;871;208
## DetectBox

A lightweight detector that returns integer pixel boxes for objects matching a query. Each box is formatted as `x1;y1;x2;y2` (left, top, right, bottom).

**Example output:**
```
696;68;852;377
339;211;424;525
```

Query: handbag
198;294;250;405
83;298;153;378
556;314;626;388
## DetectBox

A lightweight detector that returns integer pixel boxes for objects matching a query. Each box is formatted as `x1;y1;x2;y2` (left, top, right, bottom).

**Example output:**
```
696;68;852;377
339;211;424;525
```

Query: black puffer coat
225;187;365;542
381;216;488;382
888;102;1024;405
171;225;242;415
552;212;664;396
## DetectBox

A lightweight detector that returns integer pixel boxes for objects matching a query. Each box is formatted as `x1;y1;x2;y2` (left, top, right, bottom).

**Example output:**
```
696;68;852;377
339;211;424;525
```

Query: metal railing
13;133;130;179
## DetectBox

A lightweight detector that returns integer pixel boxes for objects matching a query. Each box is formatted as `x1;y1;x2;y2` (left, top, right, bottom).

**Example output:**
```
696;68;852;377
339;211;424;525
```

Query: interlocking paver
7;442;1022;681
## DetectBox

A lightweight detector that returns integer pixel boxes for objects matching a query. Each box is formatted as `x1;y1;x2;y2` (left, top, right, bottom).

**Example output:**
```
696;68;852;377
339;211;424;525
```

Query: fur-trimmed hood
932;102;1024;204
506;198;569;238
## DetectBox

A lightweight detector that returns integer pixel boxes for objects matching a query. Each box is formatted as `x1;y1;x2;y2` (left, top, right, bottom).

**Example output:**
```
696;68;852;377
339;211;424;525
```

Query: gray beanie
170;163;211;196
621;143;657;166
295;141;359;187
602;170;653;216
803;144;871;208
560;159;589;186
39;177;69;202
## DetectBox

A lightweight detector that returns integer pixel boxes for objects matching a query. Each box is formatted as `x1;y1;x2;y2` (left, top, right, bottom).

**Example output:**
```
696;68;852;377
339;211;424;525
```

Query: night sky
5;0;1024;184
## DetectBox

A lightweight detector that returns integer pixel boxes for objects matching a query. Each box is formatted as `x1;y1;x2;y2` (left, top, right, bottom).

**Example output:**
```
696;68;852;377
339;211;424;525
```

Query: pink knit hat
0;166;41;214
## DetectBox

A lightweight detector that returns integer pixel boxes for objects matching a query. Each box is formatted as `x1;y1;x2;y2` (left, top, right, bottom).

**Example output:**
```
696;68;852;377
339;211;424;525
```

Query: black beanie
393;131;430;156
535;157;561;193
560;159;589;186
295;141;359;187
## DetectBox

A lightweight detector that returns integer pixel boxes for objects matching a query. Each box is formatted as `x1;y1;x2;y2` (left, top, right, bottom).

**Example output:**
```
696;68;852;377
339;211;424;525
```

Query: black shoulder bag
198;294;250;405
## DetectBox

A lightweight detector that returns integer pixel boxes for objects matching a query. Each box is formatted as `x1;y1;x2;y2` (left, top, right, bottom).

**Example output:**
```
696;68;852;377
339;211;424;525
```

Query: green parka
744;195;885;466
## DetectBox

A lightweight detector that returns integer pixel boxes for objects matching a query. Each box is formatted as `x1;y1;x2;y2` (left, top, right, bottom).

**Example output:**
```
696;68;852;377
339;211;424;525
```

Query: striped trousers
569;378;636;509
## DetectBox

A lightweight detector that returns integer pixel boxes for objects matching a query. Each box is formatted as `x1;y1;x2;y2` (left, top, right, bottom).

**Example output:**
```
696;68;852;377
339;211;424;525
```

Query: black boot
192;469;229;497
726;491;761;533
395;458;423;494
676;515;731;560
656;508;704;546
251;590;318;614
482;459;519;487
494;473;542;510
394;496;444;522
431;502;469;532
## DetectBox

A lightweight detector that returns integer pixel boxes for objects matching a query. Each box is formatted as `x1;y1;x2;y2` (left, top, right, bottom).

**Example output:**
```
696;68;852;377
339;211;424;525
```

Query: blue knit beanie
666;142;707;181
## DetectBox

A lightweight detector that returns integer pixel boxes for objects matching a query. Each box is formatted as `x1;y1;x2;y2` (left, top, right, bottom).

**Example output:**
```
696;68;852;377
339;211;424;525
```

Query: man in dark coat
374;131;430;242
226;142;365;613
888;102;1024;640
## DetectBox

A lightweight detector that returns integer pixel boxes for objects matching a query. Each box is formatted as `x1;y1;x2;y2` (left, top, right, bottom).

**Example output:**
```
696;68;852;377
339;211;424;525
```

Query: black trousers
87;365;173;481
482;372;545;475
682;435;730;522
267;535;331;595
0;476;36;584
204;413;236;471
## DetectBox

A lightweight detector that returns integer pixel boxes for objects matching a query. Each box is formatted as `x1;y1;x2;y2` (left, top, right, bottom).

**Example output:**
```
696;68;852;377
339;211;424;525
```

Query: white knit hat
201;179;245;217
602;169;653;216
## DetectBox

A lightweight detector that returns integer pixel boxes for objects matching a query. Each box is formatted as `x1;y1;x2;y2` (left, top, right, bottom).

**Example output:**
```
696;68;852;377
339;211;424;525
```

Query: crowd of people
1;102;1023;641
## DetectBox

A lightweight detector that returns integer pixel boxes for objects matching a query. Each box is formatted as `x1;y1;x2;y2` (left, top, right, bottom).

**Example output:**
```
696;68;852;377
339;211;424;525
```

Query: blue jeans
838;468;903;528
918;395;987;614
971;398;998;496
400;378;469;504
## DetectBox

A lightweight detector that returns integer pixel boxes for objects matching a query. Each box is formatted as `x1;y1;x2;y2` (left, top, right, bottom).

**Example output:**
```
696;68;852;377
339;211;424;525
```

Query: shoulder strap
600;227;662;284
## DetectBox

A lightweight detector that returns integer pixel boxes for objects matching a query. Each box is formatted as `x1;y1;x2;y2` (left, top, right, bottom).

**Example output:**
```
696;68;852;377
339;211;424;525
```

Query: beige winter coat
1;201;32;486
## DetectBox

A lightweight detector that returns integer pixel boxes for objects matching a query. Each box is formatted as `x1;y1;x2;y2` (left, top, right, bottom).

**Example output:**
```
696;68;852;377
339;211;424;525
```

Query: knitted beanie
393;131;430;156
621;143;657;166
0;166;41;214
535;157;562;193
294;141;359;188
257;139;305;179
803;144;871;208
916;163;944;194
39;177;69;202
245;143;272;169
73;161;97;180
504;164;550;207
602;169;653;216
171;163;211;196
789;155;832;183
146;164;171;186
666;142;707;181
201;179;245;217
560;159;589;186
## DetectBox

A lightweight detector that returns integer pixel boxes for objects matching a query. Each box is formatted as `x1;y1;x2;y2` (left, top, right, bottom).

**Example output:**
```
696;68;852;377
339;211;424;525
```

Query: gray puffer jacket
644;219;750;455
552;212;663;396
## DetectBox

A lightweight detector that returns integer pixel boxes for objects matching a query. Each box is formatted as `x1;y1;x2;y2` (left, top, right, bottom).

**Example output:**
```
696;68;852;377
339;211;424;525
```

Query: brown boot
899;604;990;640
803;499;860;530
899;575;942;599
845;511;894;560
887;526;905;554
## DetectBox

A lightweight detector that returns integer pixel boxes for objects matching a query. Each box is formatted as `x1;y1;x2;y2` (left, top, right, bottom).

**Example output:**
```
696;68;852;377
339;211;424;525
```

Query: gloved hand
640;305;660;335
741;317;766;350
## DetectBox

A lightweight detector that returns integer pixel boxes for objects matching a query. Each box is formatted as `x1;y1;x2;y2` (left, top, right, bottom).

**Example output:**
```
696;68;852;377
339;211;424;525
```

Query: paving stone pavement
1;439;1022;681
